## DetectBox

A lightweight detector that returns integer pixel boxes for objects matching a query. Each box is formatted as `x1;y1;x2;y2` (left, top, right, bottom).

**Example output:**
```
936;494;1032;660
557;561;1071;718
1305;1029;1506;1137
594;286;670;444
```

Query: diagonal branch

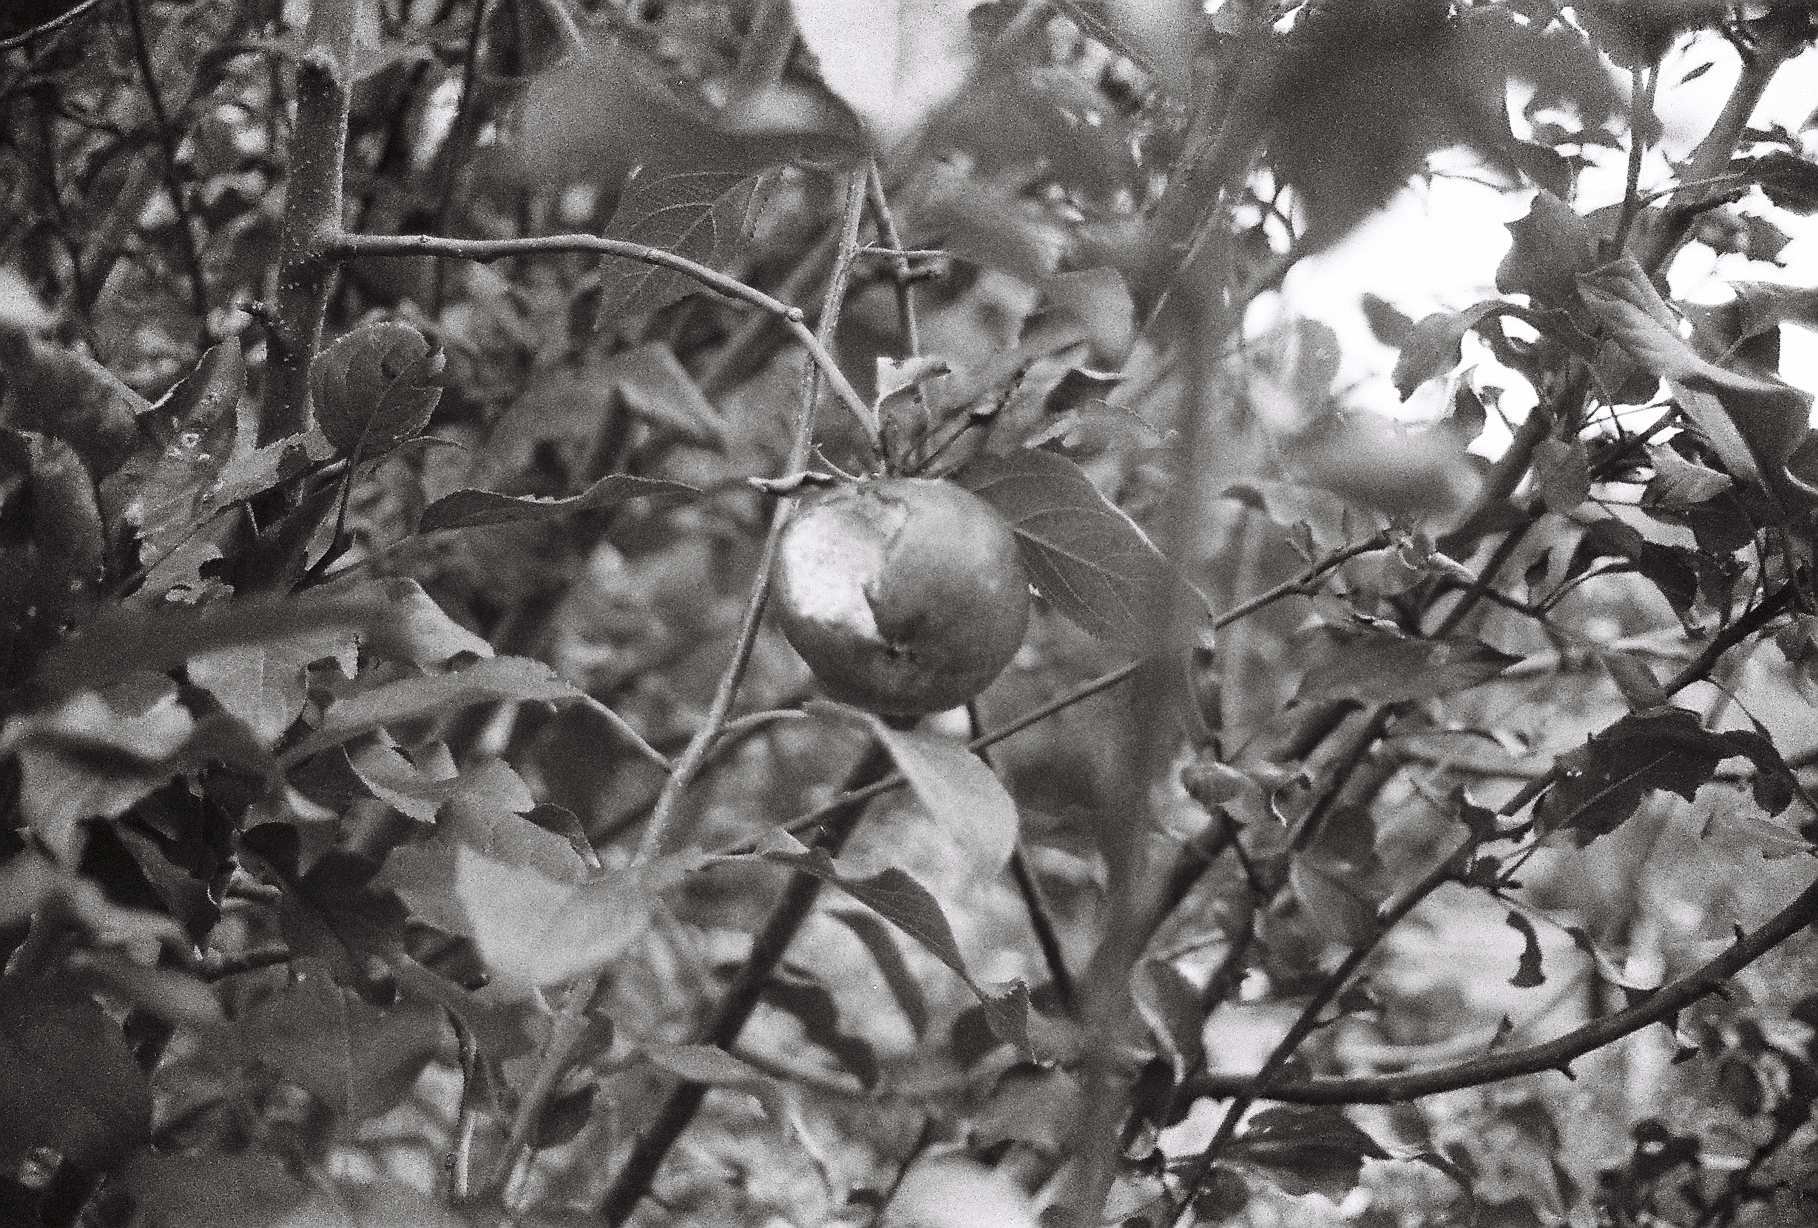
1179;866;1818;1105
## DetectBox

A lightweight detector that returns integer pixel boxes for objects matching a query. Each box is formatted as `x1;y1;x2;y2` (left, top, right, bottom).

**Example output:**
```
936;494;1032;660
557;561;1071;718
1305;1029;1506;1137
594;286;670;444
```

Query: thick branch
259;0;356;443
1180;867;1818;1105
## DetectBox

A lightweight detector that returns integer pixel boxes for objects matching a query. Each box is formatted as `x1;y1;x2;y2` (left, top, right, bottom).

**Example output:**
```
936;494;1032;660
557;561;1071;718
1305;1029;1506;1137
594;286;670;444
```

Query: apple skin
773;477;1031;716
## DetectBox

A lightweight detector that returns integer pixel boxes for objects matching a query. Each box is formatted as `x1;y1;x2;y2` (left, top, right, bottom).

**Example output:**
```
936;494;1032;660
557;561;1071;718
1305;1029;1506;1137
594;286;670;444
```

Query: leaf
597;169;763;324
758;833;1034;1057
0;977;151;1174
1533;436;1591;513
1132;959;1205;1074
961;448;1192;650
842;706;1019;873
789;0;899;141
1505;910;1546;987
1576;256;1816;513
283;656;575;766
1391;303;1501;398
1496;190;1598;307
759;977;879;1086
974;1065;1085;1153
643;1043;792;1122
1227;1105;1390;1202
1536;707;1781;845
1643;443;1733;510
416;473;695;533
1360;293;1415;347
828;907;929;1037
379;788;700;991
123;1152;309;1228
0;327;147;479
1296;628;1518;705
536;1083;596;1149
310;322;445;462
1288;856;1378;946
1596;649;1667;711
608;343;726;446
0;430;106;688
1745;150;1818;214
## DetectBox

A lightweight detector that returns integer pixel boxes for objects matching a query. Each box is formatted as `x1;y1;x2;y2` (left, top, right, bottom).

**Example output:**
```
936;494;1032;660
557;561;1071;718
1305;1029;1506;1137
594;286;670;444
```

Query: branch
123;0;209;338
329;231;877;442
1180;867;1818;1105
258;0;357;443
0;0;110;51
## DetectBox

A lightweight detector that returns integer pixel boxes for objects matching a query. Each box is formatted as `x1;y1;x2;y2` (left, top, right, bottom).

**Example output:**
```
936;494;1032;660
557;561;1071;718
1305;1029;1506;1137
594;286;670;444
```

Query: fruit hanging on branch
773;477;1031;716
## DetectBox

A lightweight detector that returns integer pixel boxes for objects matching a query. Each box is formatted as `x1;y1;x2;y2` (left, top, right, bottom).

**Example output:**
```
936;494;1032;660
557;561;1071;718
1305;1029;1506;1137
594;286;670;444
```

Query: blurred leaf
961;448;1192;650
1505;910;1546;987
417;473;695;533
1294;416;1479;520
789;0;898;141
1288;856;1378;946
1132;959;1205;1074
0;977;150;1174
974;1065;1084;1153
1227;1105;1390;1202
1497;191;1598;307
310;322;444;463
1392;303;1500;398
760;977;879;1087
1042;267;1136;363
608;343;726;446
535;1082;596;1149
1361;294;1415;347
844;707;1019;873
1744;150;1818;215
123;1151;309;1228
1533;436;1591;513
643;1043;792;1122
0;328;147;479
828;907;929;1037
597;169;764;325
283;656;572;766
1296;628;1517;705
0;429;106;688
1596;650;1667;711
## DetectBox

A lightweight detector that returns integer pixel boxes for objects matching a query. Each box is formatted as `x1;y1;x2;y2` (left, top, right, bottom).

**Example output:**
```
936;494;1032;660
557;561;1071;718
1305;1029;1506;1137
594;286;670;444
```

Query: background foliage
5;0;1818;1226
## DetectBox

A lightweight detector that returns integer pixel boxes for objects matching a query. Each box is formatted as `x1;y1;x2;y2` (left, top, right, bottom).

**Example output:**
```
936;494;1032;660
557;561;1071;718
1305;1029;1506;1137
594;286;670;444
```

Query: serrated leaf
310;322;445;462
0;977;151;1174
1228;1105;1390;1202
1296;628;1518;705
596;169;761;324
417;473;696;533
282;656;577;766
1496;190;1598;307
1288;856;1378;946
840;706;1018;873
1746;150;1818;214
961;448;1191;650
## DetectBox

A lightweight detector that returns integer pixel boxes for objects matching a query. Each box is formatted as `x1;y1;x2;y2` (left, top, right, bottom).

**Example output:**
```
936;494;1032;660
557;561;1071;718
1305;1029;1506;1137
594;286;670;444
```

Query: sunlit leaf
840;706;1018;873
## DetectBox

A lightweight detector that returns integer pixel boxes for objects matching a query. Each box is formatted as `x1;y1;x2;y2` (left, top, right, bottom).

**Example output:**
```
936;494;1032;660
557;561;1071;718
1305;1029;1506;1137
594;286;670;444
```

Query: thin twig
0;0;111;51
1611;62;1657;253
865;163;922;357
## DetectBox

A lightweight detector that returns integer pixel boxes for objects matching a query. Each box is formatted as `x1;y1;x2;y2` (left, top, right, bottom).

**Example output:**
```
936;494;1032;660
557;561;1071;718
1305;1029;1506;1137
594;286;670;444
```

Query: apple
773;477;1030;715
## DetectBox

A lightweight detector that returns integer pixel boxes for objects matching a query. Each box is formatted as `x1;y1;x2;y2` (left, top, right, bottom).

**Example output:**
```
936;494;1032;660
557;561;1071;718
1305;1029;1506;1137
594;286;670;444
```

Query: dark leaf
122;1152;308;1228
760;977;879;1087
0;429;106;688
416;473;696;533
1533;436;1591;513
1289;856;1379;946
0;328;147;479
1505;910;1546;987
0;978;150;1175
1392;303;1501;398
309;322;445;463
1746;150;1818;215
1132;959;1205;1072
1297;628;1518;705
536;1083;596;1148
1643;443;1733;510
1537;707;1773;845
960;448;1195;650
1228;1104;1390;1202
1360;293;1414;347
1497;190;1599;307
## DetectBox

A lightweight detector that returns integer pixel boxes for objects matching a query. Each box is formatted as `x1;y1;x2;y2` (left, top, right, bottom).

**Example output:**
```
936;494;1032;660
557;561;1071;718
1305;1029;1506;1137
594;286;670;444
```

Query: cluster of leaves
4;0;1818;1227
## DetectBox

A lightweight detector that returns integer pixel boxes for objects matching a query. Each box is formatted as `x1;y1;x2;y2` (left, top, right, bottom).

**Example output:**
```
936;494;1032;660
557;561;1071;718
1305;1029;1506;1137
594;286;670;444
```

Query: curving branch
329;230;876;442
1180;867;1818;1106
